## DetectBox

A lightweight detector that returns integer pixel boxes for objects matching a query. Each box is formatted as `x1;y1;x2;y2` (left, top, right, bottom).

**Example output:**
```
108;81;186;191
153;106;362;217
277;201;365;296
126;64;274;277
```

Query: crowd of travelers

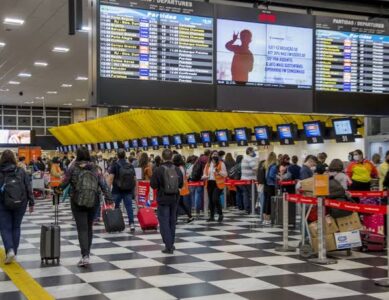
0;146;388;265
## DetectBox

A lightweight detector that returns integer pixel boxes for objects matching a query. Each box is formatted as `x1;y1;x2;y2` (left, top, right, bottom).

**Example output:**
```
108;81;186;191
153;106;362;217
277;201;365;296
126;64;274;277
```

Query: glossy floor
1;199;389;300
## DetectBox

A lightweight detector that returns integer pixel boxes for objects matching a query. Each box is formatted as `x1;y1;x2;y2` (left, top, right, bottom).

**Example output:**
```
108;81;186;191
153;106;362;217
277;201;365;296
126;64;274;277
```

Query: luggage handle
53;192;60;225
102;197;114;211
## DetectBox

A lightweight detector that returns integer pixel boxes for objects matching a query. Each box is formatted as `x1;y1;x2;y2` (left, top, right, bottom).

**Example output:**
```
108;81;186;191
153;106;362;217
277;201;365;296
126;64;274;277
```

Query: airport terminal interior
2;0;389;299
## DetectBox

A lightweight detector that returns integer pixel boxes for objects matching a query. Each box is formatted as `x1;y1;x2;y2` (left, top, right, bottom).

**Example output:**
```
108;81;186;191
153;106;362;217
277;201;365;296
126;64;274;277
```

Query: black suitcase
271;194;296;227
40;193;61;264
102;202;125;233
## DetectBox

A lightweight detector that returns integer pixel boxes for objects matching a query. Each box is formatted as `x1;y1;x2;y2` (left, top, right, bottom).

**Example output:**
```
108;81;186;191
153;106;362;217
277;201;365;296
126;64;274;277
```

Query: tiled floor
1;198;389;299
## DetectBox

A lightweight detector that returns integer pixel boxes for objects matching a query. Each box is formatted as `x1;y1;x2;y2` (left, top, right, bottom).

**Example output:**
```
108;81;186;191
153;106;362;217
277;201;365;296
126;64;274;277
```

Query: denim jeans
235;186;244;210
158;202;178;250
241;184;252;213
113;192;134;225
189;186;203;213
0;200;27;254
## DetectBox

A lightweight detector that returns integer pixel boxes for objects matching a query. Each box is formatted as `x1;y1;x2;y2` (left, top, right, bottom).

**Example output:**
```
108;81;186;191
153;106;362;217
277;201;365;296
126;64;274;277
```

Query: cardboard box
308;216;339;238
334;230;362;249
336;212;362;232
300;177;314;192
312;234;337;253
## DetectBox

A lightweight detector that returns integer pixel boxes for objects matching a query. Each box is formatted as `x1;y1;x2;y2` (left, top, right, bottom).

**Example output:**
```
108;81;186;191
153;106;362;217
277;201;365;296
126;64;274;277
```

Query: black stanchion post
275;192;295;252
251;180;255;215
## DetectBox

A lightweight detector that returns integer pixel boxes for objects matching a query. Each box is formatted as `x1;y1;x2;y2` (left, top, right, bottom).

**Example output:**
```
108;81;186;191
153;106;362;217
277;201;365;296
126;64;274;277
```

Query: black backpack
162;165;179;195
256;160;266;184
116;161;136;191
74;167;99;208
191;161;203;182
1;169;25;210
228;163;241;180
384;170;389;190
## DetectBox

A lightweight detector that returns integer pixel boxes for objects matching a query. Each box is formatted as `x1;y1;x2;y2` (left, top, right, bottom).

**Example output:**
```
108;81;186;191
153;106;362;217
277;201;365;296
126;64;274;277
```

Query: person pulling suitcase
58;147;113;267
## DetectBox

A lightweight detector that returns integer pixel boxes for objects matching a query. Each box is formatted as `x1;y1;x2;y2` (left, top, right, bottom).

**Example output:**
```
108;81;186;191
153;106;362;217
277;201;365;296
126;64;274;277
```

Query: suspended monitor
0;130;31;145
277;124;295;145
96;0;215;109
151;137;160;150
132;139;139;149
162;136;171;148
234;128;250;146
141;138;149;149
254;126;270;146
186;133;198;149
87;144;93;151
201;131;212;148
215;129;230;147
113;141;119;149
303;121;324;144
105;142;112;150
123;140;130;150
99;143;105;151
173;134;183;149
332;118;356;143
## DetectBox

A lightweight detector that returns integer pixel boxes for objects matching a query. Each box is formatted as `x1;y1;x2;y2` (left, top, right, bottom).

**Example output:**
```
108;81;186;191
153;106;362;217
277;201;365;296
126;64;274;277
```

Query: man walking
151;149;183;254
241;147;258;214
108;149;137;231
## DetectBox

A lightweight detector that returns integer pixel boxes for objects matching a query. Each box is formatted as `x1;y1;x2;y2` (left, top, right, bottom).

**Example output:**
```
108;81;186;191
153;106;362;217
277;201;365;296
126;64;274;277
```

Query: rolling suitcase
102;200;125;233
137;207;158;232
40;193;61;264
360;230;385;252
271;193;296;226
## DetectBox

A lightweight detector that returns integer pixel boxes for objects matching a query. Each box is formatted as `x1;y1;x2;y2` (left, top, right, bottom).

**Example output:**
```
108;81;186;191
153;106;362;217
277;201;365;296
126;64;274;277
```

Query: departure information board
316;16;389;93
99;4;214;84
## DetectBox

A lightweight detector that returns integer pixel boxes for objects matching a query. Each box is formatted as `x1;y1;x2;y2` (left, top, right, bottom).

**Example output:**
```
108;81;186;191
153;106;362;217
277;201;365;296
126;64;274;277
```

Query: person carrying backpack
379;151;389;191
108;149;137;231
150;149;183;254
0;150;34;264
59;147;113;267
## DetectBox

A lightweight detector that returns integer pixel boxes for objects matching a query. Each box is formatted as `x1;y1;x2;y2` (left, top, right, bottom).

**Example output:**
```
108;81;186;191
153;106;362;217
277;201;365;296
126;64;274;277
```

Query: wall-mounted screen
303;121;324;144
0;130;31;145
151;137;159;147
173;135;182;145
333;119;353;135
162;136;170;147
234;128;247;141
132;139;139;148
99;143;105;150
215;130;228;142
124;140;130;149
87;144;93;151
277;124;295;145
201;131;211;143
141;138;149;148
254;126;269;140
113;141;119;149
217;20;312;88
187;134;197;145
105;142;112;150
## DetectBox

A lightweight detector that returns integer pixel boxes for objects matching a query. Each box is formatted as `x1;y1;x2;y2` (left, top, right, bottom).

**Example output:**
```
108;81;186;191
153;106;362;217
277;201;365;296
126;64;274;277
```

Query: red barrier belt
287;194;317;205
278;180;296;186
225;179;253;186
348;191;387;198
187;181;204;187
325;199;387;215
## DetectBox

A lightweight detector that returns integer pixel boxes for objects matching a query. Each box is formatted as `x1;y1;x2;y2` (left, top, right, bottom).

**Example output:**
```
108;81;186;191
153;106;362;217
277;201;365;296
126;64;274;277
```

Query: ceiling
0;0;89;108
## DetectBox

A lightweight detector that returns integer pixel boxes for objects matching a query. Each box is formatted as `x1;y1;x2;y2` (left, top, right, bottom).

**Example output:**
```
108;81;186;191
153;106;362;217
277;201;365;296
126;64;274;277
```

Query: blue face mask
251;152;257;158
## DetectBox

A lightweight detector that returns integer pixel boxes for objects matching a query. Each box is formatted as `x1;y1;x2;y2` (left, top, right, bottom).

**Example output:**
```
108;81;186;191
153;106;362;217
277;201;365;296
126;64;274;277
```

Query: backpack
116;161;136;191
162;165;179;195
328;176;353;218
74;167;99;208
191;161;203;182
1;169;25;210
228;163;241;180
256;160;266;184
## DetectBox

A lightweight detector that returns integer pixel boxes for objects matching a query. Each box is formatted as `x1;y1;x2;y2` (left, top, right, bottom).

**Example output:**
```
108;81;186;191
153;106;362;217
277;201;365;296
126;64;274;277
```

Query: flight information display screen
217;20;312;88
316;17;389;93
99;4;214;84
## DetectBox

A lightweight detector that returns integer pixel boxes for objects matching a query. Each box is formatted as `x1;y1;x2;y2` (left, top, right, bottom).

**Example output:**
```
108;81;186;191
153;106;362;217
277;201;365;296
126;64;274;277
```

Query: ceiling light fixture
8;81;20;85
80;26;90;32
24;101;34;104
35;96;44;100
18;72;32;78
76;76;88;81
75;98;86;102
63;103;73;106
3;18;25;25
52;46;69;53
0;88;10;92
61;83;72;88
0;42;5;47
34;61;48;67
46;91;58;94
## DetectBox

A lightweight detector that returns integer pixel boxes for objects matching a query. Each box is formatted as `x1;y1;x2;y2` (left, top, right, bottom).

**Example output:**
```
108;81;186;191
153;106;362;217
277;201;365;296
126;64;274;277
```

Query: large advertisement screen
217;20;312;88
0;130;31;145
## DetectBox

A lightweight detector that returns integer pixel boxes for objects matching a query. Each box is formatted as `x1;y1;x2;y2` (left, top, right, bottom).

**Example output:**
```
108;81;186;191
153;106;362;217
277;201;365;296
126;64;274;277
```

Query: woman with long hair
263;152;278;225
202;150;227;223
0;150;34;264
139;152;153;180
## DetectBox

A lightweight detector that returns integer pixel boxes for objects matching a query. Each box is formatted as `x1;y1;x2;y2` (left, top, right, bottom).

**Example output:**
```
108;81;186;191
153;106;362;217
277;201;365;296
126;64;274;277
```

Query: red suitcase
360;230;385;252
137;208;158;232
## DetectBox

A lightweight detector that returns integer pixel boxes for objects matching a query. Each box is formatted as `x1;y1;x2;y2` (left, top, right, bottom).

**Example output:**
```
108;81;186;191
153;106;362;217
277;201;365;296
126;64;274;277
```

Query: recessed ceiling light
35;96;44;100
46;91;58;94
52;46;69;53
61;83;72;88
0;88;10;92
18;72;31;78
75;98;86;102
76;76;88;81
63;103;73;106
3;18;24;25
24;101;34;104
0;42;5;47
34;61;48;67
80;26;90;32
8;81;20;85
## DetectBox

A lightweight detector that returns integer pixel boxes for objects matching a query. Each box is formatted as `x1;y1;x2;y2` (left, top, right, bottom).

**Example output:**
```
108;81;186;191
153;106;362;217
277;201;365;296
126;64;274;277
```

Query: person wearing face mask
346;149;378;191
202;150;227;222
378;151;389;191
300;155;318;180
240;147;258;214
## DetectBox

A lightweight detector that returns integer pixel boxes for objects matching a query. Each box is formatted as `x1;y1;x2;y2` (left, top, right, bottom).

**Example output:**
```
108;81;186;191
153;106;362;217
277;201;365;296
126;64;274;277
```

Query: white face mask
353;155;360;161
310;166;316;172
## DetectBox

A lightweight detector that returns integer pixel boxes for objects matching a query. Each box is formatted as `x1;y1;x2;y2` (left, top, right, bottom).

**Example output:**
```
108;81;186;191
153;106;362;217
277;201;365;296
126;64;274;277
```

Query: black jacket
0;163;34;207
150;162;184;205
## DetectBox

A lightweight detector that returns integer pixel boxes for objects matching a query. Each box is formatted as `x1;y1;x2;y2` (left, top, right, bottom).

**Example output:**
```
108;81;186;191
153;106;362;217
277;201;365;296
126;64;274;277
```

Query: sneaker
77;258;85;267
130;223;136;232
187;217;194;224
161;248;174;254
83;256;90;266
207;217;215;222
218;215;224;223
4;249;15;265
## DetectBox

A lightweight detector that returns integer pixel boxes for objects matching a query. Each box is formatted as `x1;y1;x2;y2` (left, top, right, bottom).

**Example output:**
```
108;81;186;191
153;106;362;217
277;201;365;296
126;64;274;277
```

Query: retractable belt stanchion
275;192;295;252
308;196;337;265
204;186;209;219
223;186;227;210
251;180;255;215
301;203;306;247
375;197;389;287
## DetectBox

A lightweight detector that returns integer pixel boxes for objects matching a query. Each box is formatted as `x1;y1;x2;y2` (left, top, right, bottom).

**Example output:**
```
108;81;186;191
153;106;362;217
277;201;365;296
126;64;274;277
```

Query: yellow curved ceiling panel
49;109;363;145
